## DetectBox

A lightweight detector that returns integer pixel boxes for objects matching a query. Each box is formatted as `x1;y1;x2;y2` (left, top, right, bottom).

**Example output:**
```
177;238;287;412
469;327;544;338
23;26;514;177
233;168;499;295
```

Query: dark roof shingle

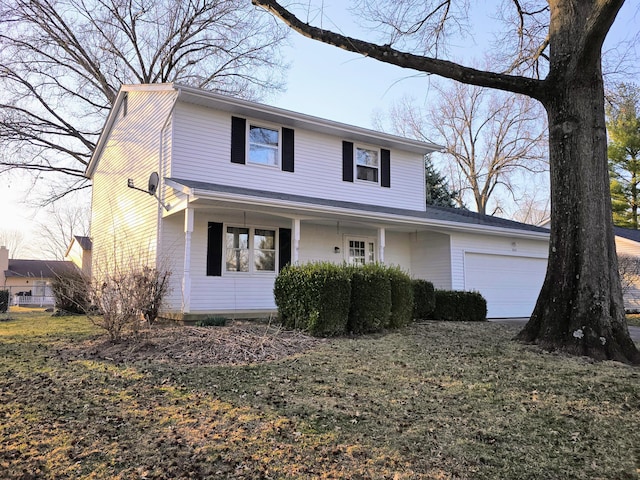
5;259;78;278
169;178;549;234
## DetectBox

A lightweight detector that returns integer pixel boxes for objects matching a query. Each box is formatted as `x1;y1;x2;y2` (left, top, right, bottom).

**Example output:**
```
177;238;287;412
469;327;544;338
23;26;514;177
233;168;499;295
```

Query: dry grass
1;313;639;479
627;314;640;328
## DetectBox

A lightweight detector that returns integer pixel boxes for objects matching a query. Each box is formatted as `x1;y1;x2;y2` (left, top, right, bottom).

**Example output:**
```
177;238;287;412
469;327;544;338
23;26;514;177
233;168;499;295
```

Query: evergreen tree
424;157;458;208
608;83;640;229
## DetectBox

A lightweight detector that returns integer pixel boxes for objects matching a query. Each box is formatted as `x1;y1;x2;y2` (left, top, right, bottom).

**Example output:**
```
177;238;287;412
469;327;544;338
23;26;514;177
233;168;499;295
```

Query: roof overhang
165;179;550;241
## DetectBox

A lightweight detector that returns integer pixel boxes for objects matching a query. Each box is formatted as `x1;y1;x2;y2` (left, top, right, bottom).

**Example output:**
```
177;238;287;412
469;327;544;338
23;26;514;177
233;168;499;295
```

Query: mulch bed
58;320;325;366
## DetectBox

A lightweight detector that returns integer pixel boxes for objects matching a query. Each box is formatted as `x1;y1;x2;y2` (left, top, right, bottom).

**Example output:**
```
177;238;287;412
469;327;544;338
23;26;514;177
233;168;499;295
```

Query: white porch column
378;227;386;264
292;218;301;264
182;208;194;313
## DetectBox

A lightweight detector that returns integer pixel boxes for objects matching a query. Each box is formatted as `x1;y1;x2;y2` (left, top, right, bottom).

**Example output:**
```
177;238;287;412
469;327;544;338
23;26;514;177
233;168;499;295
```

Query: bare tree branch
252;0;544;98
0;0;289;201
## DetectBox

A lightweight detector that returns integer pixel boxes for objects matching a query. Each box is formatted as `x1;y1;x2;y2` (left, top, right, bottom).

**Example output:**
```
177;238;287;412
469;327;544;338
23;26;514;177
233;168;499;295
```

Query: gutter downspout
156;88;181;309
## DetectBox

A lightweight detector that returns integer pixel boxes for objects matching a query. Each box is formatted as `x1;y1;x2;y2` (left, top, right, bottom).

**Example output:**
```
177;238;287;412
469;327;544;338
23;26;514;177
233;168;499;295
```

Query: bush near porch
275;264;487;336
275;263;413;336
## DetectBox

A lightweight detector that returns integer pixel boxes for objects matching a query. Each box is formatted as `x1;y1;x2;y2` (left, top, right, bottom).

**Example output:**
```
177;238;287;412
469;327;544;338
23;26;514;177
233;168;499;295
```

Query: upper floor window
343;141;390;187
231;116;295;172
249;124;279;167
356;147;379;183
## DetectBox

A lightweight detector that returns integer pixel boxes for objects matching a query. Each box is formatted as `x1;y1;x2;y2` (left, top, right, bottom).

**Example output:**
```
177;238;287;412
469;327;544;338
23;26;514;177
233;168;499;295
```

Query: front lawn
1;313;638;479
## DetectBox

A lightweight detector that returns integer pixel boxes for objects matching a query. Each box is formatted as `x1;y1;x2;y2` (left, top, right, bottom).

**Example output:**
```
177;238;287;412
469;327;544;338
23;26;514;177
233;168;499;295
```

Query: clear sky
1;0;638;259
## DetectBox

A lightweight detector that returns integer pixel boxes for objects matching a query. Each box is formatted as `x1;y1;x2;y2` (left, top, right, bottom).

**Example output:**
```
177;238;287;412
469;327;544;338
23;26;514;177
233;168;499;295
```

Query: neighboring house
86;83;550;319
65;235;93;278
613;227;640;311
0;246;78;307
538;220;640;311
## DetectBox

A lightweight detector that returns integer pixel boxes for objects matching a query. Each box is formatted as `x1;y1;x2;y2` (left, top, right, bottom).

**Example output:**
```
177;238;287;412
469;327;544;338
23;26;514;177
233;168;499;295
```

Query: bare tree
37;203;91;260
382;85;547;215
253;0;640;363
510;192;550;226
0;0;289;201
0;230;25;258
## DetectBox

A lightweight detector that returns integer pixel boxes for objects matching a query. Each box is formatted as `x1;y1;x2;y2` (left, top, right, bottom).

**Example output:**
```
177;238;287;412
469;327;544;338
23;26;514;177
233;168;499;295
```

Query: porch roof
166;178;549;238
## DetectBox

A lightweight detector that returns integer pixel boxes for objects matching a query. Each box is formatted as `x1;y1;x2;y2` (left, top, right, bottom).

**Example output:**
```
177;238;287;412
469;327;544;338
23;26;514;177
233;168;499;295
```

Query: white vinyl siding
91;90;177;276
170;103;426;211
410;231;452;289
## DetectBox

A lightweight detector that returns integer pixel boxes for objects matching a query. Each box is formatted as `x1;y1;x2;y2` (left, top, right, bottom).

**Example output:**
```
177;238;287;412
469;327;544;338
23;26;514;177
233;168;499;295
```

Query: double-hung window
248;124;279;167
254;229;276;271
225;226;276;273
342;141;390;187
356;147;379;183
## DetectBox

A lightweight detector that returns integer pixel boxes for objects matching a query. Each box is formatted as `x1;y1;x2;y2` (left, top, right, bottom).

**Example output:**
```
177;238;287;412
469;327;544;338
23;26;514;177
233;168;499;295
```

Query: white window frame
247;122;281;168
224;224;278;274
355;145;380;184
344;236;376;265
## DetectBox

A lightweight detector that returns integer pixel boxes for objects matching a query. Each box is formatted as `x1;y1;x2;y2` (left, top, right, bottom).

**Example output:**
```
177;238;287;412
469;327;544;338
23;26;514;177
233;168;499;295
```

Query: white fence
4;285;56;307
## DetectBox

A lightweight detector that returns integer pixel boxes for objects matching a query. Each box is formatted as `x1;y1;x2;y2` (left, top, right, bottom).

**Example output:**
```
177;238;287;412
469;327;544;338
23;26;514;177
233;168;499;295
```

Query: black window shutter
381;148;391;188
282;127;294;172
206;222;223;276
231;116;246;164
342;141;354;182
279;228;292;271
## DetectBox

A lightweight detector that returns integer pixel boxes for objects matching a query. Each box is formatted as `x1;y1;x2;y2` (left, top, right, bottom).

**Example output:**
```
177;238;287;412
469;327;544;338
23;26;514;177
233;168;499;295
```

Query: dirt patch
59;320;325;366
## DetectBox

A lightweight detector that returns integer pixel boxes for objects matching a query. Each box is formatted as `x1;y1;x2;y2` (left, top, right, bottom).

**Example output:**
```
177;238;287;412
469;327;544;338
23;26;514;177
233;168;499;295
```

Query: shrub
412;279;436;320
196;316;228;327
88;265;172;342
51;270;90;314
130;266;171;325
432;290;487;322
387;267;414;328
347;263;391;334
0;290;8;313
274;262;351;336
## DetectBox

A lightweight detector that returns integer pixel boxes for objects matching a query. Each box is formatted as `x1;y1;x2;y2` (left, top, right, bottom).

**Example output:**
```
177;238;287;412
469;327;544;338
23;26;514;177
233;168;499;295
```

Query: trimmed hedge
347;264;392;334
387;267;414;328
412;279;435;320
0;290;8;313
274;262;351;336
275;263;414;336
432;290;487;322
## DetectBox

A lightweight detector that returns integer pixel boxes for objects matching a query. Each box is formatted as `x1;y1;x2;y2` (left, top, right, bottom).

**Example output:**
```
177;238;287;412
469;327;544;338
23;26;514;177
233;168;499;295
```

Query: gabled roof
65;235;93;257
85;83;442;178
5;259;79;279
73;236;92;251
614;227;640;243
167;178;549;238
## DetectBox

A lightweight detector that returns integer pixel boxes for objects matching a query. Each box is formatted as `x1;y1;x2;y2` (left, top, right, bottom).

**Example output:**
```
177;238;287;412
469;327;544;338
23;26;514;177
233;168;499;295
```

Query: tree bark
516;1;639;363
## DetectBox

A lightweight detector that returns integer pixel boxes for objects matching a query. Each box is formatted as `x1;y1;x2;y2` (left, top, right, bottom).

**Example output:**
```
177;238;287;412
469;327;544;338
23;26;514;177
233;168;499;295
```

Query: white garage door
465;253;547;318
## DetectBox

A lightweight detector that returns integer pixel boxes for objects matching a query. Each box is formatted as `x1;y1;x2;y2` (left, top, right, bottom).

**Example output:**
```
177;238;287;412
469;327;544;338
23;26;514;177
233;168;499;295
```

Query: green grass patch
1;313;639;479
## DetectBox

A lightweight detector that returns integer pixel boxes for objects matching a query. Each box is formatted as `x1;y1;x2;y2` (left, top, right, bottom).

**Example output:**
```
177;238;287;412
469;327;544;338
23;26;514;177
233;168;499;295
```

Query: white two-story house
86;83;550;320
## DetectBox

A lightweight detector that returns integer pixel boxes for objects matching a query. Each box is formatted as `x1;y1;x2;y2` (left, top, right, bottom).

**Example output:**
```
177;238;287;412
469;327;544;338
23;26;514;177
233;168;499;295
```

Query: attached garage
464;252;547;318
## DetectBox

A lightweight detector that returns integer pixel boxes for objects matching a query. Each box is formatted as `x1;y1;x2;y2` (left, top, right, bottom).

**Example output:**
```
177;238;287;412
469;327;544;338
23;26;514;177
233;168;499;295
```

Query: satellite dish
148;172;159;195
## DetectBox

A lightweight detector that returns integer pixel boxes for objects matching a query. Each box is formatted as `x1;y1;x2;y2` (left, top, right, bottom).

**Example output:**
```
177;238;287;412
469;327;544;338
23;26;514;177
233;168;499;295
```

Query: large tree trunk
517;4;640;363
